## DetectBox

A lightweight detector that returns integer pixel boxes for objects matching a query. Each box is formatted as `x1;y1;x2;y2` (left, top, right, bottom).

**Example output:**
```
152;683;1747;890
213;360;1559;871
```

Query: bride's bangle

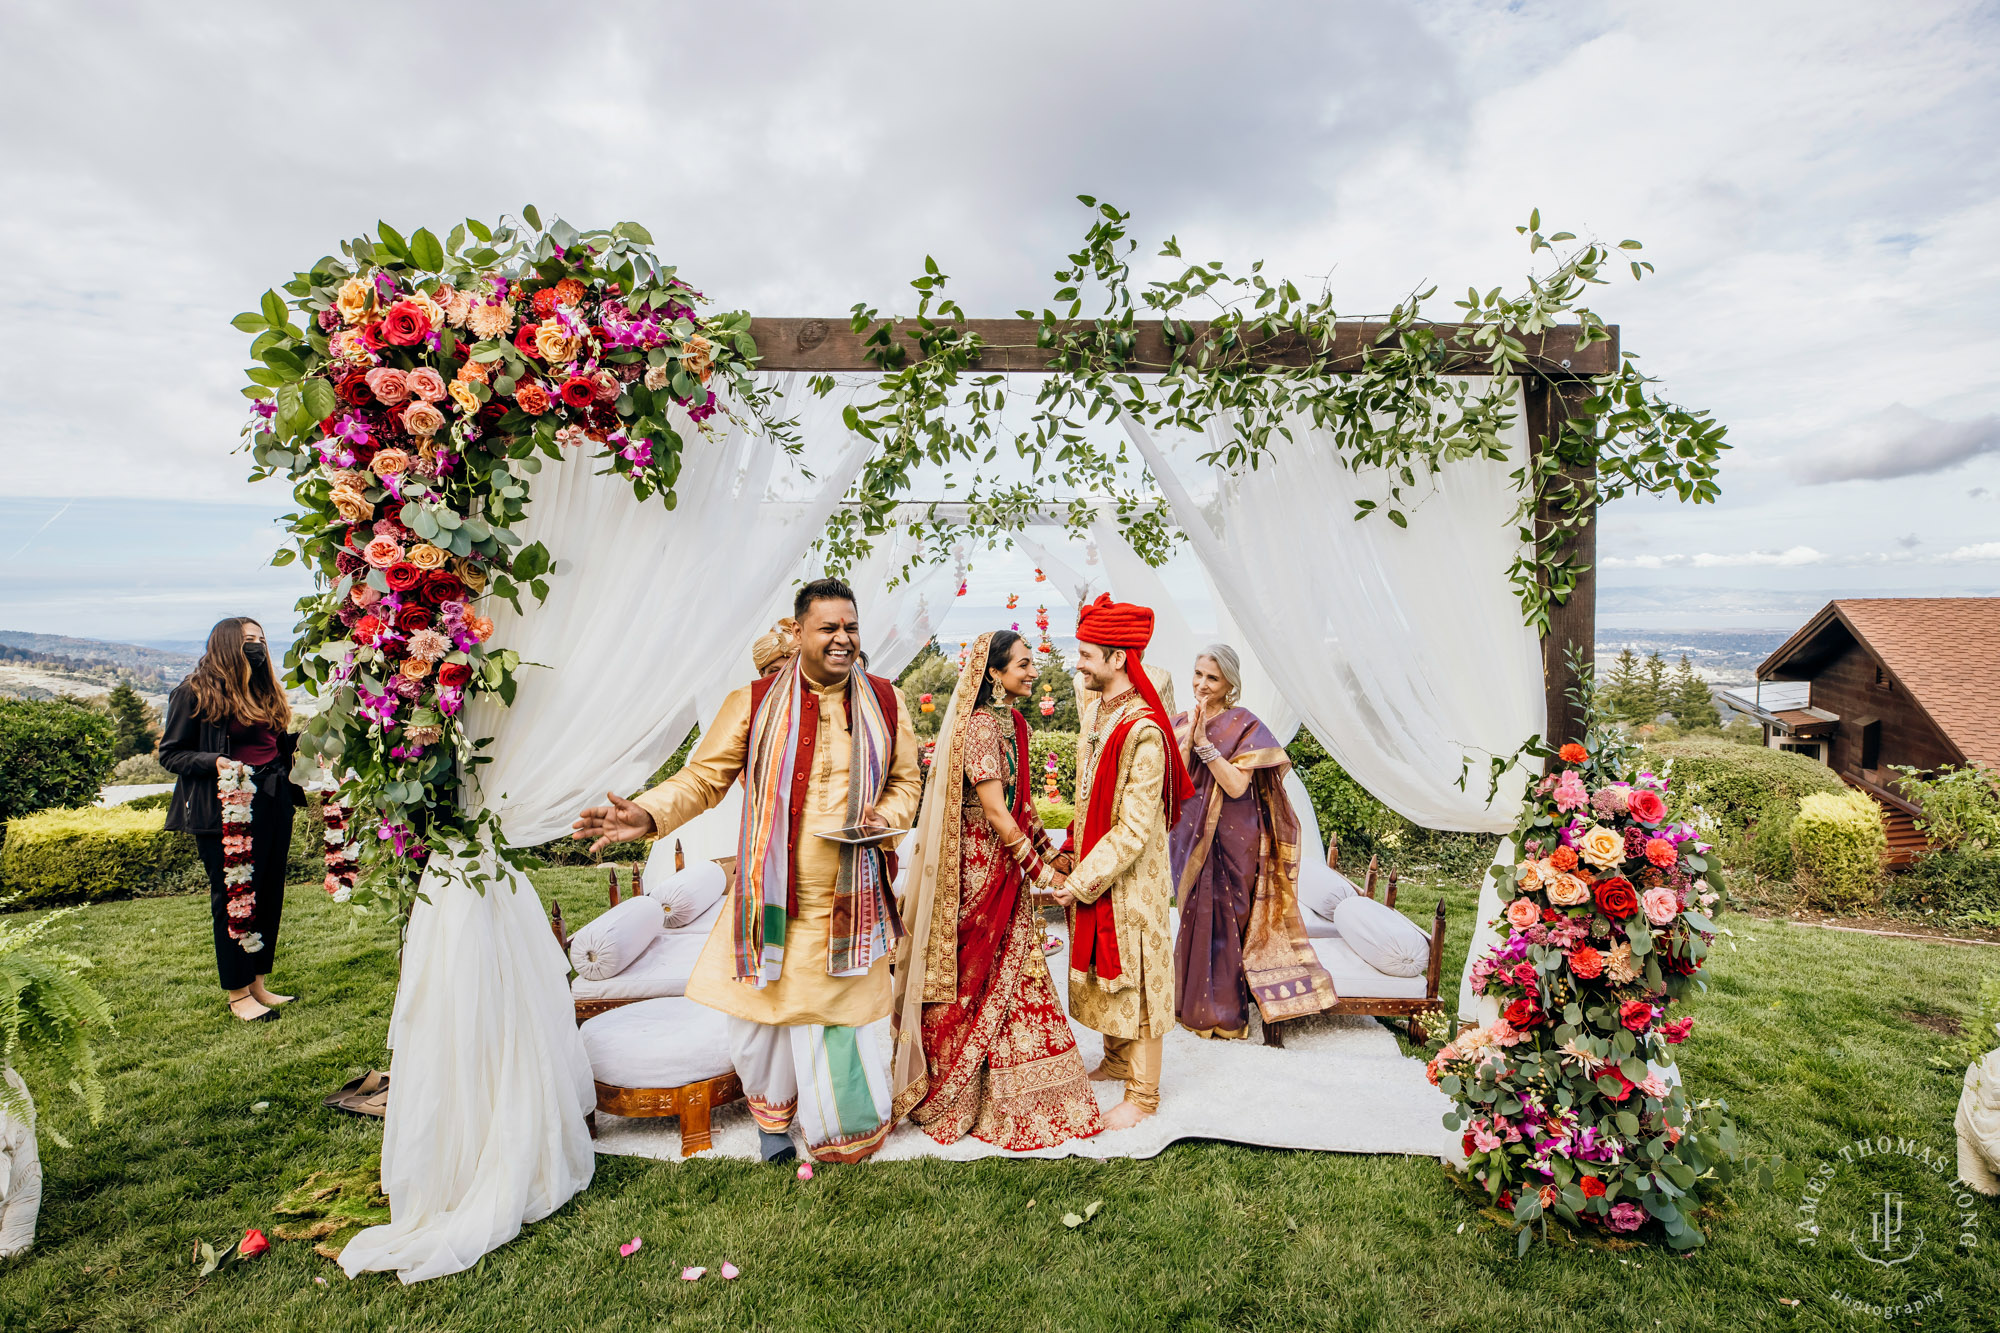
1194;743;1221;763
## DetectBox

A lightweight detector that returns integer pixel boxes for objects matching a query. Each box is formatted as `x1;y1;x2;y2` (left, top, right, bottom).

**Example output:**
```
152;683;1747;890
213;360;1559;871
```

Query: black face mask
243;642;269;670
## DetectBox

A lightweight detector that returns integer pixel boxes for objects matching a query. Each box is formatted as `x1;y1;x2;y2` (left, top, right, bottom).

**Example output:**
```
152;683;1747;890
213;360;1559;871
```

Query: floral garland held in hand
236;210;786;925
217;761;263;953
1429;738;1742;1252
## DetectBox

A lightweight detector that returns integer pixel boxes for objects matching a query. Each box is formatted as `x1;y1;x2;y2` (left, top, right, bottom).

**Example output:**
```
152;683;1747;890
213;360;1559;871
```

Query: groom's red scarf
1068;596;1194;981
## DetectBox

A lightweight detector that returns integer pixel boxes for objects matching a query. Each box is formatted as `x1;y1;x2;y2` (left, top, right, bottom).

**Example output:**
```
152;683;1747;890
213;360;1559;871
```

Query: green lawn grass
5;869;2000;1331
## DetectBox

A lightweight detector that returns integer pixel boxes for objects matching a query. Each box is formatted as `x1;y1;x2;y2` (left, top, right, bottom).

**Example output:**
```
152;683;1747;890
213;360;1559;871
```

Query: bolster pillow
1333;894;1432;979
645;860;729;931
569;895;666;981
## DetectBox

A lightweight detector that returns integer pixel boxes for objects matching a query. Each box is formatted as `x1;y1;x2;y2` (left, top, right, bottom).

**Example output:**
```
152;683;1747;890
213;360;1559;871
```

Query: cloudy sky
2;0;1995;646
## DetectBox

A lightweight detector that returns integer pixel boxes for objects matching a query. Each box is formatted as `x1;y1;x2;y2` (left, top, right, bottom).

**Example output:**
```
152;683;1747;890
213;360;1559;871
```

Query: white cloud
1787;405;2000;483
1604;543;2000;569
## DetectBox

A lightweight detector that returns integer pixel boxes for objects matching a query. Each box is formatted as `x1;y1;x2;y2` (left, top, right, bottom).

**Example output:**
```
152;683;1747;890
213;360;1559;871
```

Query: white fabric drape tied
340;382;875;1283
1118;412;1544;1025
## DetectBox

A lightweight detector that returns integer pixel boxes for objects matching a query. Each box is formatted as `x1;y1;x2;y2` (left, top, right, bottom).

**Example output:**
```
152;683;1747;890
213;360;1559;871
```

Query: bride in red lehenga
890;631;1103;1149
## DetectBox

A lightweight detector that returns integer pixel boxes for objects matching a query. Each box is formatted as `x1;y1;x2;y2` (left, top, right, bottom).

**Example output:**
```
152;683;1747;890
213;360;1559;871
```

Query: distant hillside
0;631;198;697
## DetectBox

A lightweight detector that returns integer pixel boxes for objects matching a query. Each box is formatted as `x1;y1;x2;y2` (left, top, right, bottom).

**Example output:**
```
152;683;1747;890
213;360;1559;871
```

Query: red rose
1558;742;1588;765
379;300;432;346
238;1228;270;1259
345;524;370;551
1594;877;1638;920
336;375;374;407
514;322;542;357
1579;1175;1606;1199
1503;997;1541;1028
419;573;466;607
395;604;432;633
353;614;385;643
381;499;406;526
1619;999;1654;1032
438;661;472;688
1462;1132;1476;1157
1627;788;1666;824
560;376;597;409
1597;1065;1635;1101
384;562;423;591
479;399;509;423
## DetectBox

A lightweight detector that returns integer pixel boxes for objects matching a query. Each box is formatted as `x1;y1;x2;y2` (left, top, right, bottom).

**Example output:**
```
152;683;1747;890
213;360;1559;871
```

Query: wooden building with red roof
1745;597;2000;862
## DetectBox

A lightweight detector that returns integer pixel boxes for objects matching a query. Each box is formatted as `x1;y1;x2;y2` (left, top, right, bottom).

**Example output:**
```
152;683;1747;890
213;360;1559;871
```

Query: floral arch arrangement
235;209;783;915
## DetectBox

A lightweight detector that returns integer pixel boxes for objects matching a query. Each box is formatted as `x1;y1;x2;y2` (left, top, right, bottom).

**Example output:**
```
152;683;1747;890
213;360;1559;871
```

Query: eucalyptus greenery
817;199;1726;633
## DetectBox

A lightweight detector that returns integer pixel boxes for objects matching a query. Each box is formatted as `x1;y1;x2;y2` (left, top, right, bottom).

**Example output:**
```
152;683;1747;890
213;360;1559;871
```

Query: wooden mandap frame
747;315;1609;750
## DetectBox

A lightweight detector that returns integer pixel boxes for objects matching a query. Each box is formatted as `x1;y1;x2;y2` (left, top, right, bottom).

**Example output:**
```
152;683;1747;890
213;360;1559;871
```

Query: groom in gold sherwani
1053;595;1193;1131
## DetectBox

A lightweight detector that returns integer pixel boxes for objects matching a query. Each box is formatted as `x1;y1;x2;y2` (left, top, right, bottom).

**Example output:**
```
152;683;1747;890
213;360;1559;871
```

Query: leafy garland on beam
817;199;1726;636
236;210;785;924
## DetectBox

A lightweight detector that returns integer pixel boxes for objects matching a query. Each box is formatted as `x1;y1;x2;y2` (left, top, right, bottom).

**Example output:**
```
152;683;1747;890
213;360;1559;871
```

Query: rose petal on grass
680;1266;706;1281
720;1261;740;1280
619;1237;643;1258
796;1164;813;1181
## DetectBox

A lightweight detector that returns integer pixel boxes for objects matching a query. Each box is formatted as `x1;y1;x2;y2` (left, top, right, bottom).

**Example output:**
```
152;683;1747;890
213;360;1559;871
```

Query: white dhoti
727;1015;893;1163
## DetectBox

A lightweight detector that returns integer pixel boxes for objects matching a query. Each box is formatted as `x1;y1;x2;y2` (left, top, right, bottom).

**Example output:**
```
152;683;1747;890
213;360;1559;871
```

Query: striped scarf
734;657;898;985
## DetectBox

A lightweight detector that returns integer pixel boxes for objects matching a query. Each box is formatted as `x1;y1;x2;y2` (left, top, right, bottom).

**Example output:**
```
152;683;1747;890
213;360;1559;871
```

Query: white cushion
580;996;734;1088
1311;937;1429;1000
1332;895;1432;978
568;895;665;980
570;929;706;1003
645;860;729;930
1296;857;1359;923
1300;903;1341;939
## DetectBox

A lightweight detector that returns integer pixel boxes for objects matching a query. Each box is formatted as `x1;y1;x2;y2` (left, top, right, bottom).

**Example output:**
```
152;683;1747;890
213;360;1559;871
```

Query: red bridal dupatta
889;634;1101;1148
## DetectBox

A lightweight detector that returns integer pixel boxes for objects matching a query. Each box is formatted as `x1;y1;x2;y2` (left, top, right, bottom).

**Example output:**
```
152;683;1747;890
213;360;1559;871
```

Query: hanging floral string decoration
217;761;262;952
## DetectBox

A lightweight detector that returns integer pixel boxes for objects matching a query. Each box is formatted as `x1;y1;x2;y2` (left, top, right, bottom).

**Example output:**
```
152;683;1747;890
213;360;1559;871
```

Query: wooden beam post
1529;379;1600;752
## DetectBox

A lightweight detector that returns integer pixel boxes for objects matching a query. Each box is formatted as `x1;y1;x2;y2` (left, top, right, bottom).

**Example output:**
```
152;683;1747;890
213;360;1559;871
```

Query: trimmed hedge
1;805;203;905
1028;731;1079;802
1644;738;1845;837
1790;789;1887;910
0;697;117;824
1884;847;2000;922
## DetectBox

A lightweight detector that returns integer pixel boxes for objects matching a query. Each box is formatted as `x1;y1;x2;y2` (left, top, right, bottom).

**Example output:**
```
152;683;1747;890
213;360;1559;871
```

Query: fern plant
0;906;115;1146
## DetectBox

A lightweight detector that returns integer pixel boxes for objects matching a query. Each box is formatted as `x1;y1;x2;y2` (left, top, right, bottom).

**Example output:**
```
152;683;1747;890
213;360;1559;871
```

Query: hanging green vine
819;199;1727;631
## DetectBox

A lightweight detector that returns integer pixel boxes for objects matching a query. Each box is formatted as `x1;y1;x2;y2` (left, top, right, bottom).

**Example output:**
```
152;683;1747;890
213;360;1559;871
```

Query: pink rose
363;536;405;568
405;366;448;402
1642;887;1680;926
1607;1201;1647;1233
1506;898;1540;929
365;367;410;405
1627;787;1666;824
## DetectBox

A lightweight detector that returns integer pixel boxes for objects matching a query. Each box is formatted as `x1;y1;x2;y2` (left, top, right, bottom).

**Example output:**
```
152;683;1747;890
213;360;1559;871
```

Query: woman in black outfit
159;617;304;1022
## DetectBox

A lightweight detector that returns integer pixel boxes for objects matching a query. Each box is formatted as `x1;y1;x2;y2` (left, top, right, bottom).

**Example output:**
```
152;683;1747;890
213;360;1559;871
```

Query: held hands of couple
571;791;657;854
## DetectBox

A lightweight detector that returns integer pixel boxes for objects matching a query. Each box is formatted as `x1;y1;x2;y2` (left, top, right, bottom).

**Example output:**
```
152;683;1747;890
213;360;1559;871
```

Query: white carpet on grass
591;939;1465;1167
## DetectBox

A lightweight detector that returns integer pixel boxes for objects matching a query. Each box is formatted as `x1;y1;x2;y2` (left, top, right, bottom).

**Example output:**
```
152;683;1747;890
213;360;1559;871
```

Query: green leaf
522;204;543;231
302;378;340;422
376;221;409;256
232;311;268;334
466;217;493;243
260;289;290;327
410;227;446;271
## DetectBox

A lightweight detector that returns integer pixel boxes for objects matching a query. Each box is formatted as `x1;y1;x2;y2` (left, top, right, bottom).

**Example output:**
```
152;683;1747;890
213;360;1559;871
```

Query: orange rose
406;542;447;570
400;657;432;680
457;357;490;385
680;333;714;382
331;490;372;523
514;381;551;415
370;448;412;478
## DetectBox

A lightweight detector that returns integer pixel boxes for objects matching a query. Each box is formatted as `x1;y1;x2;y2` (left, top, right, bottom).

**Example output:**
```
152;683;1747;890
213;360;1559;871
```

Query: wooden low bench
1265;853;1448;1048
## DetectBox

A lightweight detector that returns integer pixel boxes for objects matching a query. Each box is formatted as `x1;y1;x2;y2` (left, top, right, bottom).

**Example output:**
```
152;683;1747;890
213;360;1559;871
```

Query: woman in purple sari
1170;645;1337;1038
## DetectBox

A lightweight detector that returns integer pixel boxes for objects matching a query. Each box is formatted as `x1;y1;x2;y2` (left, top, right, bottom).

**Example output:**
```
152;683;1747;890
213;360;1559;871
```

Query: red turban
1075;593;1153;650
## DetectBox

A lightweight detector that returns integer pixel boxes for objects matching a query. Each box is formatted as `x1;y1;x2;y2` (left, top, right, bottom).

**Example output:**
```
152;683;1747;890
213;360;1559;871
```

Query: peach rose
349;583;382;607
407;542;447;570
1506;898;1540;929
1577;825;1625;871
535;322;580;363
680;334;714;382
399;656;432;681
467;300;515;339
452;557;487;592
1545;872;1594;907
363;536;404;568
329;329;374;365
592;368;620;403
406;366;448;402
331;490;372;523
371;448;412;478
456;357;490;385
337;277;372;325
400;400;446;437
448;379;481;414
1515;858;1551;893
365;367;409;406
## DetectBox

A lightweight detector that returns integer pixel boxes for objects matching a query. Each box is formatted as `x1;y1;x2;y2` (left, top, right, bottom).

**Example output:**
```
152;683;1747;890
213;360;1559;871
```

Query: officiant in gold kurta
1053;595;1193;1131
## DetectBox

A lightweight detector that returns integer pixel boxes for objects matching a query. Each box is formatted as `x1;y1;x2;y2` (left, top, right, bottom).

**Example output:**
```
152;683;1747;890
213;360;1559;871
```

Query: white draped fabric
1119;412;1544;1026
340;381;874;1283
